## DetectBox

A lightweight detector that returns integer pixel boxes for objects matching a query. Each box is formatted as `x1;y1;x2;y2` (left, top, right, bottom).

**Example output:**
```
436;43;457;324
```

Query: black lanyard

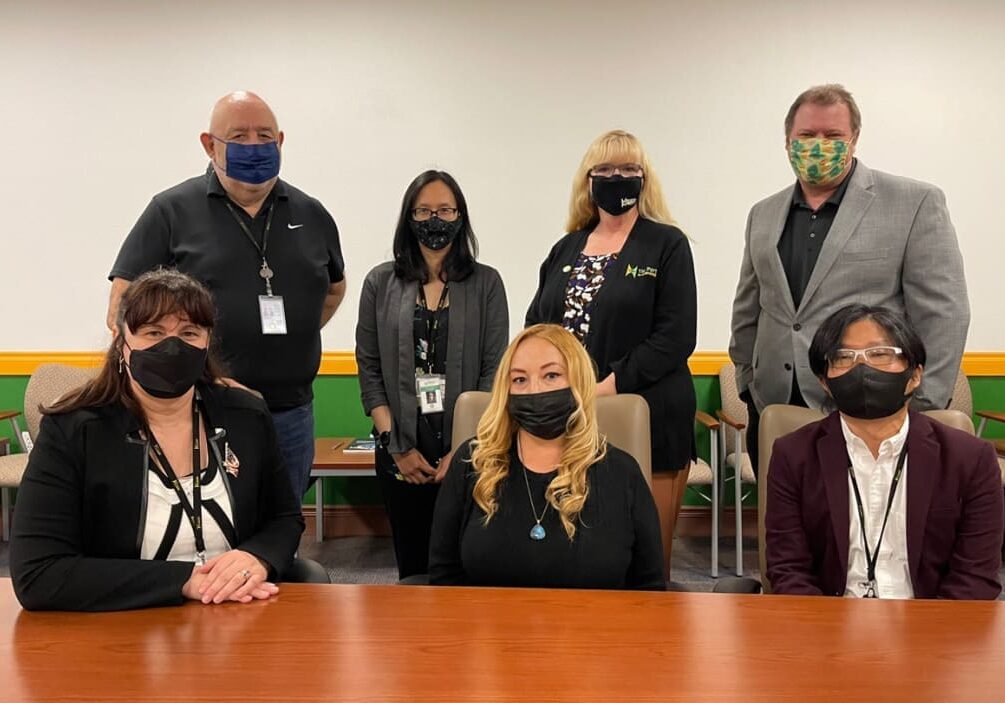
417;283;449;374
224;199;277;296
847;444;908;597
146;398;206;564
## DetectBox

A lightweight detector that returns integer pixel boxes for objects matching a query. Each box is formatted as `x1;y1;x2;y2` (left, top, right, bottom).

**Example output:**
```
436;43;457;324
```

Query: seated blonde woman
429;324;665;589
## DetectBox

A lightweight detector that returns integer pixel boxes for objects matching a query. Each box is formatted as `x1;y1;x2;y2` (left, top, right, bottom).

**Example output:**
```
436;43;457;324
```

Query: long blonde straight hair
566;129;674;233
470;324;607;539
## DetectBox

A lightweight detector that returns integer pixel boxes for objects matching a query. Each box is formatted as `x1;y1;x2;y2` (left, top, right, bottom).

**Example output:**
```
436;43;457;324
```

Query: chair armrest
715;409;747;431
0;453;30;488
712;577;762;594
695;410;720;430
975;410;1005;425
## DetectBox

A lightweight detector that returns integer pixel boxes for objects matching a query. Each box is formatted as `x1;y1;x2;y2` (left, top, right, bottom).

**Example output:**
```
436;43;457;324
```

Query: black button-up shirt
777;160;857;308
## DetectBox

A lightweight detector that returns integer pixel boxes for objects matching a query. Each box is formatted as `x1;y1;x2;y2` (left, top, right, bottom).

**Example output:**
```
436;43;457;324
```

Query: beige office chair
0;364;96;540
689;412;722;577
947;367;1005;485
451;391;653;486
715;363;756;576
752;405;976;594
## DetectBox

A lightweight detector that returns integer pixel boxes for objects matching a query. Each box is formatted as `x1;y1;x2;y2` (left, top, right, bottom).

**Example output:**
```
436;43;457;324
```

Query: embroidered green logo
625;264;657;279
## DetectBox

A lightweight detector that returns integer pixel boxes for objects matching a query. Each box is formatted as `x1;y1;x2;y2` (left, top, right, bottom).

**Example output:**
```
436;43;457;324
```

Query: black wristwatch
375;430;391;449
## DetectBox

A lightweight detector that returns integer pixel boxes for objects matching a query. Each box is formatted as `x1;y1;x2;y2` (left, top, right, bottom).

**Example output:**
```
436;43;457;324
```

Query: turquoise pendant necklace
519;437;551;541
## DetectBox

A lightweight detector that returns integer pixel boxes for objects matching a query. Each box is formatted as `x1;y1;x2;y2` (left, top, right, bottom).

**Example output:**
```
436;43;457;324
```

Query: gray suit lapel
797;165;876;314
766;187;797;317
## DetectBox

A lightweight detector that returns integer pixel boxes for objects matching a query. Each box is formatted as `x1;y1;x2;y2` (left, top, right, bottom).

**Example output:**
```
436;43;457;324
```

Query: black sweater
525;217;697;470
10;384;304;611
429;440;666;590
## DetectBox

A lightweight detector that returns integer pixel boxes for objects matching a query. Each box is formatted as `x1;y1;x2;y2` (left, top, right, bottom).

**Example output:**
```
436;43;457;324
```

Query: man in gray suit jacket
729;84;968;471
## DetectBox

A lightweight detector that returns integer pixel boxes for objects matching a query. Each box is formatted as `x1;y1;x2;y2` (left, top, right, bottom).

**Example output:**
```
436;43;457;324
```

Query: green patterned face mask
788;137;850;186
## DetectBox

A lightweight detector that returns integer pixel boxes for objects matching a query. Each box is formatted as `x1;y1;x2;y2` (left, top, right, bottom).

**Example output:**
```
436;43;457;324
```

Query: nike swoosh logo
287;223;304;230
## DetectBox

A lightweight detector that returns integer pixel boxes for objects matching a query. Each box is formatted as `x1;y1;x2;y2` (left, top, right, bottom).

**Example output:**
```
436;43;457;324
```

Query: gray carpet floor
295;534;763;589
0;534;756;588
5;536;1004;597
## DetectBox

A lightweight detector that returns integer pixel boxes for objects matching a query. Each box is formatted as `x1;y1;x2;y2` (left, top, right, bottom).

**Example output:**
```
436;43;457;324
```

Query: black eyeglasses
411;207;459;222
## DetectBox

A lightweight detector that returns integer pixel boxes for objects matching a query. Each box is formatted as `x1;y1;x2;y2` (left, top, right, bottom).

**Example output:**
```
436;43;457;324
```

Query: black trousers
744;376;807;477
375;445;440;580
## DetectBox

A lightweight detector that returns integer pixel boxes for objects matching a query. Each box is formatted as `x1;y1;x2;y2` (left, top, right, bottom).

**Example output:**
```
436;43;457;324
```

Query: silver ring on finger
240;569;252;581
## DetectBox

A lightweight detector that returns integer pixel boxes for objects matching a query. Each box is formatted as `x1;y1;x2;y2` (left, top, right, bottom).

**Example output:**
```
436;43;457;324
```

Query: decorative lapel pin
224;442;240;477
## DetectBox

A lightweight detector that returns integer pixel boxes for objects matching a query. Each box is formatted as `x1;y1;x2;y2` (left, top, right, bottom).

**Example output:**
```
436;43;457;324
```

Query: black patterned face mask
409;216;462;250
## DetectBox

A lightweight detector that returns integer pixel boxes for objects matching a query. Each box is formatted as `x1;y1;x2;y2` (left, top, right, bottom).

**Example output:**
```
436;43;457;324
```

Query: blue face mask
212;136;280;184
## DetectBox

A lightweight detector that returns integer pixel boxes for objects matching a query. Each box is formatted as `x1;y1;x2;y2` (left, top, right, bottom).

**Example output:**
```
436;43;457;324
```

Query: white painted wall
2;0;1002;352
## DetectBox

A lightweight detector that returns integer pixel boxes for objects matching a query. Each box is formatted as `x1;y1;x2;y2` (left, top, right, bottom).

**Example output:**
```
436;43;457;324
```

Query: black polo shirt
777;159;857;308
110;166;345;411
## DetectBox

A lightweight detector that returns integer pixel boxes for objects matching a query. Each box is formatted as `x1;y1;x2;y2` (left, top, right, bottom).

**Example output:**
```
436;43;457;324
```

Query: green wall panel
3;373;1005;508
0;377;30;451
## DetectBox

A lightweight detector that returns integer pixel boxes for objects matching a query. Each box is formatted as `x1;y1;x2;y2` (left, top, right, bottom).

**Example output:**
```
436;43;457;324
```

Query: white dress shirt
841;414;914;599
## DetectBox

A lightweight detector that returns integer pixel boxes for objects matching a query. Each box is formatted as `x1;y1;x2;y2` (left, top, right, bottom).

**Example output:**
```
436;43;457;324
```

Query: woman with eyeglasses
526;130;697;573
355;170;509;579
765;304;1002;599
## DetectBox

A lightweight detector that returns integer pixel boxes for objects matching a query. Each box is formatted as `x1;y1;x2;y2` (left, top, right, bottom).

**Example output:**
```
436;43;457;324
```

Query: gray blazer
729;161;968;412
355;261;509;454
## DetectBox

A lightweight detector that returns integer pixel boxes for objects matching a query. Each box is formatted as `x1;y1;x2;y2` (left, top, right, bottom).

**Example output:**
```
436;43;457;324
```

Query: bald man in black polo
108;91;346;501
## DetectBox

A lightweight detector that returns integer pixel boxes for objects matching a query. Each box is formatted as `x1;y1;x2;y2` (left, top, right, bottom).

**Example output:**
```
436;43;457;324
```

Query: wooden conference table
3;578;1005;702
310;437;376;543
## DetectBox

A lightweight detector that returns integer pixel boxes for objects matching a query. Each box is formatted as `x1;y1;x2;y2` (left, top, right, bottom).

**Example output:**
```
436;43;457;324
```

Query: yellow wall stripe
3;350;1005;376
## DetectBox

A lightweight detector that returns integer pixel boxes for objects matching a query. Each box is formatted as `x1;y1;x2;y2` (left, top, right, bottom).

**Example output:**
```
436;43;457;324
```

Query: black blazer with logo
526;217;697;470
10;384;305;611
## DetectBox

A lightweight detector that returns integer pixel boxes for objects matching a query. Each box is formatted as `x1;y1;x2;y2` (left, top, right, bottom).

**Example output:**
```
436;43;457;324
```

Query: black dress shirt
777;160;857;308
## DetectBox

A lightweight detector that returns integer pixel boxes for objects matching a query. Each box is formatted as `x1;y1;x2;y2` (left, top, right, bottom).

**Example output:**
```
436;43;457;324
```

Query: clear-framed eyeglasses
411;207;459;222
829;346;904;369
589;163;644;178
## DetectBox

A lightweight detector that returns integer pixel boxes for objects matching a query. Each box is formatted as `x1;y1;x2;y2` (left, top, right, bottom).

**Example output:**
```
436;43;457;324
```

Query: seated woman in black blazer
429;324;665;589
11;270;304;611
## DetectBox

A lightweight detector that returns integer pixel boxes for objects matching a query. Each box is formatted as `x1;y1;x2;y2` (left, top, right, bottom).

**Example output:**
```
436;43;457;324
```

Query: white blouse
140;453;235;563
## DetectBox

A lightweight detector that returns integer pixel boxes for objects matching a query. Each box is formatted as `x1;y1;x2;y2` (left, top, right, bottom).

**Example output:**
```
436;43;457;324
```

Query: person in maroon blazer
766;304;1003;600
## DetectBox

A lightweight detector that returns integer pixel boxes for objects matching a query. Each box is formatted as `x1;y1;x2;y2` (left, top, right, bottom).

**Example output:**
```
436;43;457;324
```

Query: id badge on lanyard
224;200;288;336
416;373;446;415
259;295;288;334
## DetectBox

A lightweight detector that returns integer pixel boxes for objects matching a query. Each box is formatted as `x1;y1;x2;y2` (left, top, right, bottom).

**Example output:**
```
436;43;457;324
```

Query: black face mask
825;364;915;420
409;216;463;251
508;388;578;440
127;336;208;399
591;175;643;216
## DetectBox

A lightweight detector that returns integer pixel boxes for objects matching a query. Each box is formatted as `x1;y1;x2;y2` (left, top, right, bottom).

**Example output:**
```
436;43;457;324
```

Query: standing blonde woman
526;130;697;572
428;324;664;589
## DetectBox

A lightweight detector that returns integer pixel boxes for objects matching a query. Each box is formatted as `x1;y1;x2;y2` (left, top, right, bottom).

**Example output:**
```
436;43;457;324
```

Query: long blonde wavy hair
566;129;674;233
470;324;607;540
